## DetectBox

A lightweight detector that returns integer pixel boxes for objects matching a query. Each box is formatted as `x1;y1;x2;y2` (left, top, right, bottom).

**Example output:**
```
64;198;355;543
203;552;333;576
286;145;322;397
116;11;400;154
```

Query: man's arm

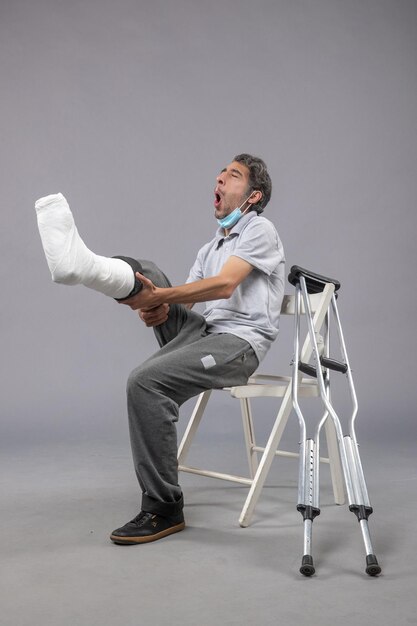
119;256;253;311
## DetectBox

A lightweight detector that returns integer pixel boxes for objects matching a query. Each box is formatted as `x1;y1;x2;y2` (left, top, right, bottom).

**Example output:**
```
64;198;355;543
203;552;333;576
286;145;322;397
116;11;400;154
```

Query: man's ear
248;189;263;205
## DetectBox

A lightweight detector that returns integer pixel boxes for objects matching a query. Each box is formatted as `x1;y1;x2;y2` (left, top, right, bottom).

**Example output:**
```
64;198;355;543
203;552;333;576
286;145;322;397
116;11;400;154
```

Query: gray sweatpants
127;260;259;518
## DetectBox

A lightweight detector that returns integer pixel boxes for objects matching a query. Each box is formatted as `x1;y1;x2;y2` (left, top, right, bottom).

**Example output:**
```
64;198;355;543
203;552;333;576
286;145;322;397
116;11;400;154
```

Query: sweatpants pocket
223;340;254;364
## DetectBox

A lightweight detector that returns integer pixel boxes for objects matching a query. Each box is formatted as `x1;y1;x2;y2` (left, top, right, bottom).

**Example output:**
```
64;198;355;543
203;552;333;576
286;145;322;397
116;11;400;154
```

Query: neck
223;205;251;236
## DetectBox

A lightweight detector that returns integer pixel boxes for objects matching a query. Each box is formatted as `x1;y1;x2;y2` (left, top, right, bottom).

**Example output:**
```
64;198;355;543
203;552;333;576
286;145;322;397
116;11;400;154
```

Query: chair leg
239;386;293;527
240;398;259;479
324;415;345;505
177;390;212;465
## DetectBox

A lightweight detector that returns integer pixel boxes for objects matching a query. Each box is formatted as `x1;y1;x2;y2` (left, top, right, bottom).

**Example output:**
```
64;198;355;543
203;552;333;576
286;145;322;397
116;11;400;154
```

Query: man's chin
215;208;230;220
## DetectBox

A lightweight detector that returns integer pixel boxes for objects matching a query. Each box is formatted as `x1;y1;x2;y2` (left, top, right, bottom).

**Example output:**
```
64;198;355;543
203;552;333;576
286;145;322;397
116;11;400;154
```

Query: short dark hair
233;153;272;214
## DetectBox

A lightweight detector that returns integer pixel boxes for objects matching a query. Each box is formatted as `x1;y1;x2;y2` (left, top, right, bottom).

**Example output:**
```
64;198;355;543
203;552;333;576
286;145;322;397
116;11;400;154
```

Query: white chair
178;282;345;527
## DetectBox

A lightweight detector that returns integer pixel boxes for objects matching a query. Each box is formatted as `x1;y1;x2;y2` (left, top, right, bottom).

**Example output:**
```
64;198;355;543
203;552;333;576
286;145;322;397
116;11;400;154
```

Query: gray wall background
0;0;416;447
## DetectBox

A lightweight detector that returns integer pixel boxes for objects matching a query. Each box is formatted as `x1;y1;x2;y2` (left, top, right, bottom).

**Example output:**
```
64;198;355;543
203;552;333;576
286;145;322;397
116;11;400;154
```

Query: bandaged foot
35;193;142;299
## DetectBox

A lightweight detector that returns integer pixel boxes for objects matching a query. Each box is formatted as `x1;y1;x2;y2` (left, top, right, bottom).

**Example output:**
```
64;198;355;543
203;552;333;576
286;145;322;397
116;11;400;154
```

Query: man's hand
118;272;163;310
139;303;170;327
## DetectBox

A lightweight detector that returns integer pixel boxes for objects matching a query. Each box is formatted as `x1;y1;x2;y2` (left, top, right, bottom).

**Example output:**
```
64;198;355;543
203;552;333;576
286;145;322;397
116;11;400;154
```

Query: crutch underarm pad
288;265;341;293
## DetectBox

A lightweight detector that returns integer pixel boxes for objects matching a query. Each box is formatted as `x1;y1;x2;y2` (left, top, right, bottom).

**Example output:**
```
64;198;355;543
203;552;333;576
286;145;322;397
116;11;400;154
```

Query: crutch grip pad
320;357;348;374
299;358;347;378
366;554;382;576
298;362;318;378
300;555;315;577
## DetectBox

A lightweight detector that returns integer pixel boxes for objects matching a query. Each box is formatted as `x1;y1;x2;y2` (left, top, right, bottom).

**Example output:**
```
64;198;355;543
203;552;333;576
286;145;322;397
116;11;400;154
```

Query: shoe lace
132;511;154;527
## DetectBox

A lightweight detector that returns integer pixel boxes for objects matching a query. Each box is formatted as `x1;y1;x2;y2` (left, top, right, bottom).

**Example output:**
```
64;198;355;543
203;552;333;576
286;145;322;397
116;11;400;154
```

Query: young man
35;153;285;544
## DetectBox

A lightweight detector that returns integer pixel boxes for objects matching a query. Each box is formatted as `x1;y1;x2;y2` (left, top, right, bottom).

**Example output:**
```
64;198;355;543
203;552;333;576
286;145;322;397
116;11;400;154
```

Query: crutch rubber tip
300;555;315;577
365;554;381;576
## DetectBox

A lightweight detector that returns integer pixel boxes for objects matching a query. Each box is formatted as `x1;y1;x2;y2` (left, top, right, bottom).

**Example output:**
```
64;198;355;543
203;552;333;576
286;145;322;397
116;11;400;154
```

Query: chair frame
177;283;345;527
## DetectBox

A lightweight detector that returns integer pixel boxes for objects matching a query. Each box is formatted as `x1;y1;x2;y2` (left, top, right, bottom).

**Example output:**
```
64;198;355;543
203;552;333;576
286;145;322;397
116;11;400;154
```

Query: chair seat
228;376;320;399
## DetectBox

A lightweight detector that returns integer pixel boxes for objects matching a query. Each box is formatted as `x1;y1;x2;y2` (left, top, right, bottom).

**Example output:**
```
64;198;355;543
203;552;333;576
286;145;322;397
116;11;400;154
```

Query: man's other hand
139;303;170;327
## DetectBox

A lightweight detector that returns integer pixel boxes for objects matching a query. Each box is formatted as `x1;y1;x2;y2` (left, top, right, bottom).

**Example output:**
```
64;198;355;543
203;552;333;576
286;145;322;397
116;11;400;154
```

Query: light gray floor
1;432;416;626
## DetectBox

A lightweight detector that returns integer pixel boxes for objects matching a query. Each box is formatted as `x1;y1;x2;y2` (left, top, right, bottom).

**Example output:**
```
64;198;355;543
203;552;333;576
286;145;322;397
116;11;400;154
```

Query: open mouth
214;191;222;208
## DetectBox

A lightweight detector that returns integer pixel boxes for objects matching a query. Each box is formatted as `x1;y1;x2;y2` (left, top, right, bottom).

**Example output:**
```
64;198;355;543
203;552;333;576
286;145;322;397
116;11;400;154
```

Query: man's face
214;161;251;220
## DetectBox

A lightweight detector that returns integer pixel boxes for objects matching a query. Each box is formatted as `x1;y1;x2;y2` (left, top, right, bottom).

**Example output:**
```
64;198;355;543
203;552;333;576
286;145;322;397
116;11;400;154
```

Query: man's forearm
160;275;234;306
119;256;253;311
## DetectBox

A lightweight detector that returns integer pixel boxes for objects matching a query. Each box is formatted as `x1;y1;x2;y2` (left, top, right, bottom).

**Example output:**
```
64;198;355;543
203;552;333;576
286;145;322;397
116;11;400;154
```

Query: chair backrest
281;284;336;369
280;292;325;316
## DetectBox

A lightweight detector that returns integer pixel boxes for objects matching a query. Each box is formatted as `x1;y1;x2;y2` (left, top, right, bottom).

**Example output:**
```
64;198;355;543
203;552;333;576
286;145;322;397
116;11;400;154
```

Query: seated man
35;153;285;544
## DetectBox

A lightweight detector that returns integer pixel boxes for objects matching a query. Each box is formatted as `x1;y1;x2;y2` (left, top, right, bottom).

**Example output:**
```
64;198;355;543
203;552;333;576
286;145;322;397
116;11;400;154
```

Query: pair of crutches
289;266;381;577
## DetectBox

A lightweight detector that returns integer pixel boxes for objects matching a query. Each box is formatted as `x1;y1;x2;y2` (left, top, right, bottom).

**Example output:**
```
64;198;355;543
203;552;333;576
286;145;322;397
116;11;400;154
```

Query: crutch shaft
298;519;316;577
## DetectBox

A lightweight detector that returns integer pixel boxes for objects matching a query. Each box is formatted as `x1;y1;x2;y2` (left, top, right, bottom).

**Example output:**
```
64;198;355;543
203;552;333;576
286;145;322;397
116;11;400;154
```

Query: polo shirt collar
214;211;257;248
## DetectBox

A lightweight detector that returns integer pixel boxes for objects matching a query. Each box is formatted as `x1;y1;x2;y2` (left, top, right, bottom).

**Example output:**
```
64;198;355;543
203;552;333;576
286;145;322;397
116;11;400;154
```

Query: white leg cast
35;193;135;299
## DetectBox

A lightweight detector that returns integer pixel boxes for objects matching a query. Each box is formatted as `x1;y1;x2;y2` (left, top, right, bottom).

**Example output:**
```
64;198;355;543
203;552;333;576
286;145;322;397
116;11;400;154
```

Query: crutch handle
298;362;319;378
298;357;348;378
320;356;348;374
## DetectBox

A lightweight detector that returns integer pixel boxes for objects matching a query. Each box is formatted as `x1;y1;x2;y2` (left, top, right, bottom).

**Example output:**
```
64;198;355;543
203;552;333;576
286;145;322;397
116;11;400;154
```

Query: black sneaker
110;511;185;545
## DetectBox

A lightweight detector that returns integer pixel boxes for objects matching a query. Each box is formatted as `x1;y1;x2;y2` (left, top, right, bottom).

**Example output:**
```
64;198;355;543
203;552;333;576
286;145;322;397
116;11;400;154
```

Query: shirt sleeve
231;218;284;276
186;250;204;283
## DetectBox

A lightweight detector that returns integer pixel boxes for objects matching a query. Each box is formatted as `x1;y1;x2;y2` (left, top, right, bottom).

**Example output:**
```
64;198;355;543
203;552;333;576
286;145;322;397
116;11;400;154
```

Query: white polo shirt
186;211;285;362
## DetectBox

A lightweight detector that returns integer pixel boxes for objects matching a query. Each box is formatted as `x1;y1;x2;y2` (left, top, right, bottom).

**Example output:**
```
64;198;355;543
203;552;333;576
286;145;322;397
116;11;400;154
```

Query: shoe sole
110;522;185;545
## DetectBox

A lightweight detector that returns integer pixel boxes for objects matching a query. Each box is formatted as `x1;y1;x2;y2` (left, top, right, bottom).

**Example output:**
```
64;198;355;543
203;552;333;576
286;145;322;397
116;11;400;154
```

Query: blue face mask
216;194;254;229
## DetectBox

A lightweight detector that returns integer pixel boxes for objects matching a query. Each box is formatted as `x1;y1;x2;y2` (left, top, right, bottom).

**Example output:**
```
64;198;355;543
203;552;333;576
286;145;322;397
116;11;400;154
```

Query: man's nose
216;172;225;185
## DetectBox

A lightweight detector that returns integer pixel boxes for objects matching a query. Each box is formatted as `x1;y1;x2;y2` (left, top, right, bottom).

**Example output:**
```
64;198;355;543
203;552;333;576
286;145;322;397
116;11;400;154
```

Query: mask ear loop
248;189;263;214
240;190;261;215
